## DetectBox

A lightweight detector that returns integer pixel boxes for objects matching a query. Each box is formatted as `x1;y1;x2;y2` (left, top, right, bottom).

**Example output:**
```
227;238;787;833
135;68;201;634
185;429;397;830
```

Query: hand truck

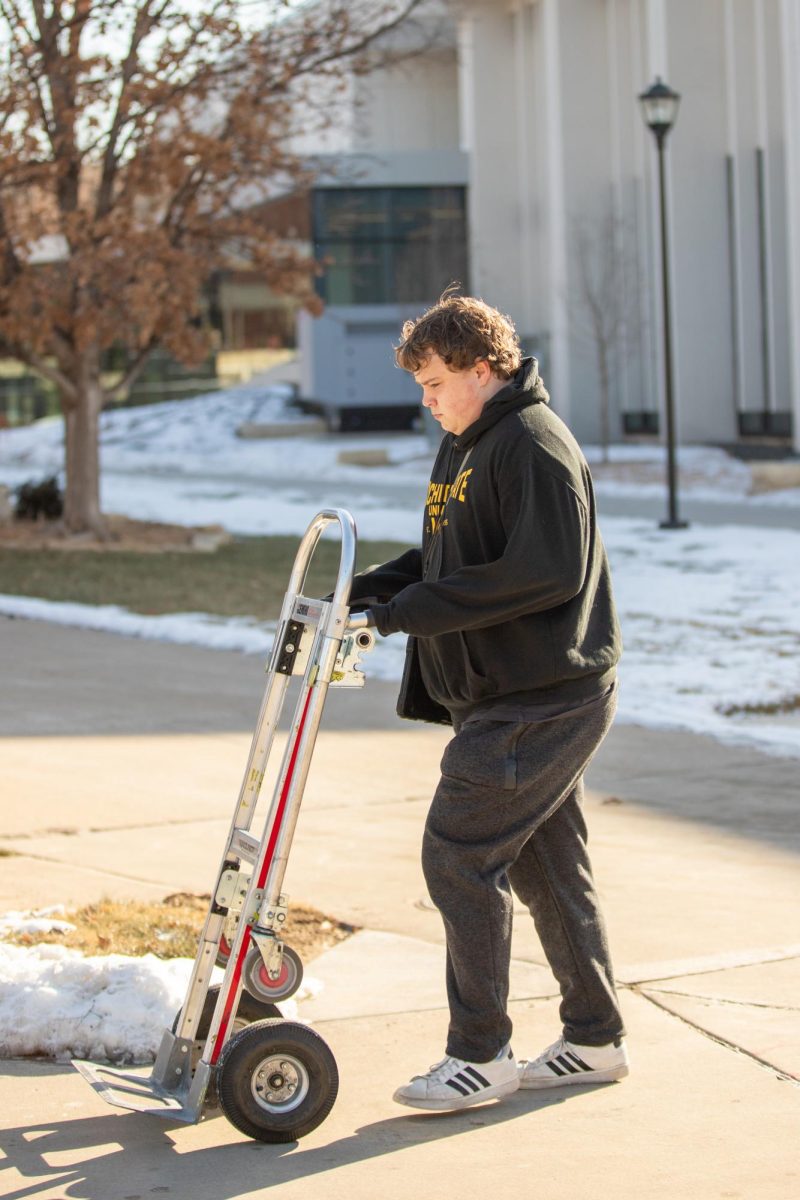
73;509;375;1143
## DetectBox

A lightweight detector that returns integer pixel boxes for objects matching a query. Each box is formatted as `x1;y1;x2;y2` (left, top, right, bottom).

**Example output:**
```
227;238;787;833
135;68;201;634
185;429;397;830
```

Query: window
312;186;468;305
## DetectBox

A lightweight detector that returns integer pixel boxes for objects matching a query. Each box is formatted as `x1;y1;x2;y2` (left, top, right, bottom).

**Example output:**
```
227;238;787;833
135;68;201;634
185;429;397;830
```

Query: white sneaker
393;1045;520;1111
518;1037;629;1089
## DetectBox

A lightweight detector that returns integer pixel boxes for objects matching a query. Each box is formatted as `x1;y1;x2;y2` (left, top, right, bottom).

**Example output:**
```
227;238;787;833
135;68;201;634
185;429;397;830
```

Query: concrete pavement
0;615;798;1198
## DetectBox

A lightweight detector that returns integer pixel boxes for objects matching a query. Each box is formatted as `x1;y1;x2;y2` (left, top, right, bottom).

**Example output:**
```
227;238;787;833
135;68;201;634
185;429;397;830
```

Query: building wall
459;0;798;447
458;8;522;313
760;0;791;420
779;0;800;451
659;0;735;442
296;2;466;419
352;52;460;152
559;0;620;435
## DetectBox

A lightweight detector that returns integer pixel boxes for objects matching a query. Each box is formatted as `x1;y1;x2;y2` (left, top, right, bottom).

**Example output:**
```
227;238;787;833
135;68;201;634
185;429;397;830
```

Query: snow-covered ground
1;380;799;1064
1;379;798;758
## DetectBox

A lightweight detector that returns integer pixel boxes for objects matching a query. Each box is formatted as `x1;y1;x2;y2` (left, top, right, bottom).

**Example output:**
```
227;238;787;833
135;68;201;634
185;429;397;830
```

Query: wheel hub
252;1054;309;1112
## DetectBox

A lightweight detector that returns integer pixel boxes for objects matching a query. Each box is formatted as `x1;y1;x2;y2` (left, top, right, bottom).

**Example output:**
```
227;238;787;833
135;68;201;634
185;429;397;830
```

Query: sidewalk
1;618;798;1199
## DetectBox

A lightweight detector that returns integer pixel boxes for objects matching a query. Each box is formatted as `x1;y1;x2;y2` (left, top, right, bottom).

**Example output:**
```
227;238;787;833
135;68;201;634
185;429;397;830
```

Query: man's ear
474;358;494;387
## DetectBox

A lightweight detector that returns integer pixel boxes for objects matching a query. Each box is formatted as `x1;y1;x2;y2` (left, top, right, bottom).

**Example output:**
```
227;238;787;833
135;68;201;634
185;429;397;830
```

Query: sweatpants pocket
440;720;524;792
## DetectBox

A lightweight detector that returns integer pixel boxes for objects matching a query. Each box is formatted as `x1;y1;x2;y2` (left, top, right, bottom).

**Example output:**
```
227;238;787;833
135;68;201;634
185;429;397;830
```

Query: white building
295;6;469;428
457;0;800;451
298;0;800;451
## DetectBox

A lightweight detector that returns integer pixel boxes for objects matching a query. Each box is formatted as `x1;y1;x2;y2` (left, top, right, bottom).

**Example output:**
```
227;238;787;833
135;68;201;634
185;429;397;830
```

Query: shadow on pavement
0;1083;587;1200
0;617;404;736
3;616;798;853
588;723;800;855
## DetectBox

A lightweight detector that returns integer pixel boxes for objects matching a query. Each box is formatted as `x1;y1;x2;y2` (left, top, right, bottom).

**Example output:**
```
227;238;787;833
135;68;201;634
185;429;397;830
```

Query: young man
350;294;627;1111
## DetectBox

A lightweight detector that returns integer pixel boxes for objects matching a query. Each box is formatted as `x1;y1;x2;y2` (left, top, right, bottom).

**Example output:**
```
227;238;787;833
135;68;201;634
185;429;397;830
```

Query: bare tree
0;0;426;534
570;209;645;462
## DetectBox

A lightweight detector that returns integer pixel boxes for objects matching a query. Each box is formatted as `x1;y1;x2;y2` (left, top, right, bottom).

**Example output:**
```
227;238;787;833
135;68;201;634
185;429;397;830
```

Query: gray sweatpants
422;687;623;1062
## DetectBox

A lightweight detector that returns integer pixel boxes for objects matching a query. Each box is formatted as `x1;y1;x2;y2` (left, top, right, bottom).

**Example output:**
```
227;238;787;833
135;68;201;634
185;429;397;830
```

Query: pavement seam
0;796;430;841
642;987;800;1012
0;816;229;840
309;993;564;1026
0;851;172;889
631;985;800;1086
618;948;800;985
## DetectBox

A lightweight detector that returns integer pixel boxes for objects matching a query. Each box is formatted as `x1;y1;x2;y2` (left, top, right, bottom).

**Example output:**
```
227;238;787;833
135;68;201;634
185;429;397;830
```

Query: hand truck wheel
217;1019;338;1142
216;907;244;968
242;942;303;1003
171;984;281;1077
216;931;234;969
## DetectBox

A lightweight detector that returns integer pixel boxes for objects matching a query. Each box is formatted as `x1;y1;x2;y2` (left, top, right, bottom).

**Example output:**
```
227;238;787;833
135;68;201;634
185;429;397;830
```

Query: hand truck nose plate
72;1058;200;1122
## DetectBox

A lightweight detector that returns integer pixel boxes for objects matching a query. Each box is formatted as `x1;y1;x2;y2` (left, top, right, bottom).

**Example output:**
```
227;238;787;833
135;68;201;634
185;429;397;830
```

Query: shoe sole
393;1076;520;1111
518;1064;629;1090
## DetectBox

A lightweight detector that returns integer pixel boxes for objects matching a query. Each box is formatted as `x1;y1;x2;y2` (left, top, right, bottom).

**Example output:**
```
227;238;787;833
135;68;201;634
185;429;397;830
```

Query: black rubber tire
242;943;304;1003
171;984;281;1075
217;1019;338;1143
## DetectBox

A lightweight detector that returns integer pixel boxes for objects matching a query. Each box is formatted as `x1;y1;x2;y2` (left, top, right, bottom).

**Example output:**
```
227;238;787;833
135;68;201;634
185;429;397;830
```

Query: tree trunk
62;348;107;536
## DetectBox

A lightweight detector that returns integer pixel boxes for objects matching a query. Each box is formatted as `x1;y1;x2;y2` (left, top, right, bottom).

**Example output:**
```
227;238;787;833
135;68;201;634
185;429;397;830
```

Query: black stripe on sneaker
556;1055;581;1075
546;1060;567;1076
565;1051;593;1072
446;1078;471;1096
454;1072;481;1093
464;1066;491;1088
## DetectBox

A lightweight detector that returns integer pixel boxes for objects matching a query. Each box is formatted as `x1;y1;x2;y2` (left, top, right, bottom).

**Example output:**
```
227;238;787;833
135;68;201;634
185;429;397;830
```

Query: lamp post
638;76;688;529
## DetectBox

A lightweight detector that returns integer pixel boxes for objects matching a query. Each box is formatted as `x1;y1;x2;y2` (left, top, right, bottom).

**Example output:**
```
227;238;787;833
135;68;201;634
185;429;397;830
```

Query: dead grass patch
718;694;800;717
6;894;356;962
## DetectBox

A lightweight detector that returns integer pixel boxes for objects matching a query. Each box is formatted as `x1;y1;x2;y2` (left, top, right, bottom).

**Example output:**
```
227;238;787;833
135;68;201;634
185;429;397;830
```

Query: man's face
413;353;501;435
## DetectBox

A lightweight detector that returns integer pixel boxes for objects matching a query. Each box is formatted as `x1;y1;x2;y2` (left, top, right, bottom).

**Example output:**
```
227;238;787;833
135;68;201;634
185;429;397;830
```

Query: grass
5;894;356;961
718;695;800;717
0;534;410;620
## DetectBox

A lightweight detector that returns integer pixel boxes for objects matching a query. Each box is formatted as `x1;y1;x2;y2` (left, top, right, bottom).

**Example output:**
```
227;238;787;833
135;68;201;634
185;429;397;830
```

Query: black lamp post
638;76;688;529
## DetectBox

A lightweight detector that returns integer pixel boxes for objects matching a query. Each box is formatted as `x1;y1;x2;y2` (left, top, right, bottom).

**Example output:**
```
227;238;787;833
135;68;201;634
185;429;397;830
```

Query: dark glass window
312;186;468;305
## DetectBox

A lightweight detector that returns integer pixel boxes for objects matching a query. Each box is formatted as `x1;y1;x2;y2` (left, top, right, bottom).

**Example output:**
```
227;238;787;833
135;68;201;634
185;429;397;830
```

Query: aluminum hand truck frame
73;509;375;1142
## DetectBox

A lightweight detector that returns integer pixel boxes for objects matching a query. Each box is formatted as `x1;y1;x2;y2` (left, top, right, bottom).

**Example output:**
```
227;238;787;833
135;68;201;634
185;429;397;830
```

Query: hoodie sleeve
370;449;589;637
347;547;423;606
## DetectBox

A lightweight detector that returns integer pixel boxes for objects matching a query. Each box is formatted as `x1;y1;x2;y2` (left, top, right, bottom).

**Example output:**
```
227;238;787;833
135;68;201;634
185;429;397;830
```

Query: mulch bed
0;515;231;553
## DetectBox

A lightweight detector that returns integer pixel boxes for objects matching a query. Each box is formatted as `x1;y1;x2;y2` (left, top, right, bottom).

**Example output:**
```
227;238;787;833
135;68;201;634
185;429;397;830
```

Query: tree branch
0;0;57;145
282;0;428;79
3;340;79;400
104;340;157;401
95;0;170;218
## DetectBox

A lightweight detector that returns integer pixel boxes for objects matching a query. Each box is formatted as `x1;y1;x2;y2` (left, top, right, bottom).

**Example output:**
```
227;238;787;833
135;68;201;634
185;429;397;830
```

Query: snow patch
0;937;320;1063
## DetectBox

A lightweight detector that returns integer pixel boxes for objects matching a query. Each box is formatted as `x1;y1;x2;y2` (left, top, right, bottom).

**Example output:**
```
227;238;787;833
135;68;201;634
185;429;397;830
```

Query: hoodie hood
454;356;549;450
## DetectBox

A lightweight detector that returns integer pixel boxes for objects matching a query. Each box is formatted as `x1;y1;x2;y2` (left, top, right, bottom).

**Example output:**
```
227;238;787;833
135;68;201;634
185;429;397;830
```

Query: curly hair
395;292;522;379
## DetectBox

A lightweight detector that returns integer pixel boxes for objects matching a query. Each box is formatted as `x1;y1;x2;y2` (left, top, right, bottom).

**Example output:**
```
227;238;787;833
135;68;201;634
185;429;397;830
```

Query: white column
630;0;658;415
513;2;536;335
605;0;630;417
541;0;571;422
723;0;745;415
645;0;668;76
456;8;476;156
779;0;800;451
643;0;679;439
754;0;777;416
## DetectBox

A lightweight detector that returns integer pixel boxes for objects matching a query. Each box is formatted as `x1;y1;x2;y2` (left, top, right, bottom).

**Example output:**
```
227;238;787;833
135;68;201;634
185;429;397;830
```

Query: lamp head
639;76;680;142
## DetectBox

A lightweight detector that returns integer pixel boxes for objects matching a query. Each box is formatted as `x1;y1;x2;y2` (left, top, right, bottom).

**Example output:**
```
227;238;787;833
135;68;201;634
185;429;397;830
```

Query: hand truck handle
286;507;358;611
345;611;371;630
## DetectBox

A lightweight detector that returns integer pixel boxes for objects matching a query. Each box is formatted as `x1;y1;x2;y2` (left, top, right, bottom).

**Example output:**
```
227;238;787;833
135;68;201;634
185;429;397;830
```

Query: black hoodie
350;358;622;725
